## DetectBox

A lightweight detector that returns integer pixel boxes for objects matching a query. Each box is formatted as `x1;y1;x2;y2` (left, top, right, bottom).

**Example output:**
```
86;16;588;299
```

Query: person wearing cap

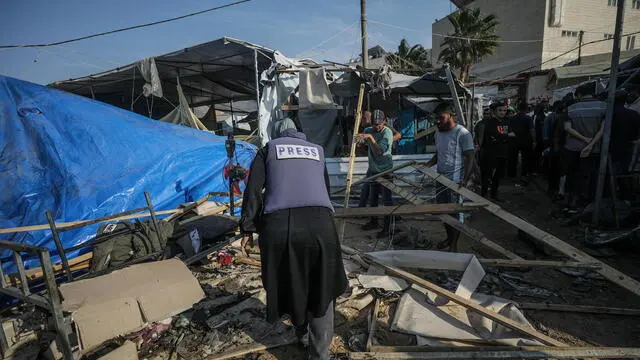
424;103;474;250
358;109;394;236
358;111;401;210
479;101;514;201
240;126;348;360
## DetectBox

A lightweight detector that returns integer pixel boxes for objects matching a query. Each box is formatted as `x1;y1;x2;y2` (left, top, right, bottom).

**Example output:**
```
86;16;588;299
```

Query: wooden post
339;84;366;241
594;0;625;226
444;64;466;127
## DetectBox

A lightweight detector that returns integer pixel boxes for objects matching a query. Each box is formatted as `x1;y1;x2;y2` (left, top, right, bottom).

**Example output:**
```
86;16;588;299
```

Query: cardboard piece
98;341;138;360
59;259;204;351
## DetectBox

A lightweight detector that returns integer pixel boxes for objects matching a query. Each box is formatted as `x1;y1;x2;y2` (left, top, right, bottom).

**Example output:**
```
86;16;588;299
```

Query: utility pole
593;0;625;226
360;0;368;69
577;30;584;65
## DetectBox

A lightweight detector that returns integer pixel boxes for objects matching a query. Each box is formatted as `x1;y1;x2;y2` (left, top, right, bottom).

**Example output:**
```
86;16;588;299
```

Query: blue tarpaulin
0;75;256;273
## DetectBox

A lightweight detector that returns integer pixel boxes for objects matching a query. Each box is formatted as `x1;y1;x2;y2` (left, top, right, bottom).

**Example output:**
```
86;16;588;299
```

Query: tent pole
130;67;136;111
593;0;625;226
444;64;466;127
254;48;261;143
230;99;235;134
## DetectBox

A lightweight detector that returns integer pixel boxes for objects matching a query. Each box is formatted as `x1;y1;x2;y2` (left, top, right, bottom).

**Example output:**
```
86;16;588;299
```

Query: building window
604;33;614;40
626;35;636;50
633;0;640;9
608;0;617;6
562;30;579;37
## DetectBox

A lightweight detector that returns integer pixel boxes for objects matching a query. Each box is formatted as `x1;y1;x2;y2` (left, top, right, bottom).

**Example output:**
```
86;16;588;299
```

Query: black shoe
361;220;379;231
490;194;503;202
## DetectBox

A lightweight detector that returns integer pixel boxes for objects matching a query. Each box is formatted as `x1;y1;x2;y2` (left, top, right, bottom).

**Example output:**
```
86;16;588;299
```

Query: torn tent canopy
0;75;256;273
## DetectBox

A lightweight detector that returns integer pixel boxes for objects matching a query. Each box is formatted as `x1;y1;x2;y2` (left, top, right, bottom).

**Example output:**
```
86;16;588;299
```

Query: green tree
437;8;500;82
387;39;432;75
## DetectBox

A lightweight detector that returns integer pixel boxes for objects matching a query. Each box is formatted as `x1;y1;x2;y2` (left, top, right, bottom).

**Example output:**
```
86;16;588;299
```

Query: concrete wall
541;0;640;69
431;0;546;80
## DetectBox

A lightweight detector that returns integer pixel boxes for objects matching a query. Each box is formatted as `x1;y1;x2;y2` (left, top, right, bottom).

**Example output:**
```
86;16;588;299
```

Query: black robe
239;147;348;327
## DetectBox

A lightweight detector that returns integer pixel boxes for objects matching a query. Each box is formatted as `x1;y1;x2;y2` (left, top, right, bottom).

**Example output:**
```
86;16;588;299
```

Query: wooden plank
518;302;640;316
330;161;417;195
0;209;179;235
348;347;640;359
339;84;366;241
366;298;381;352
362;254;566;346
435;214;523;260
375;177;522;261
207;335;298;360
4;252;93;286
333;203;487;218
479;259;601;269
413;164;640;298
280;105;343;110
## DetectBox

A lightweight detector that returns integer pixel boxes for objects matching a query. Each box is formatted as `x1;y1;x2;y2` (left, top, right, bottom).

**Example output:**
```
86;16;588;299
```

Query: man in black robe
240;125;348;360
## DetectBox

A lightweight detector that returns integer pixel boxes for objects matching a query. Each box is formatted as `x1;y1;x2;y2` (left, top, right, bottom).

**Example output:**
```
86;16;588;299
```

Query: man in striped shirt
563;85;606;207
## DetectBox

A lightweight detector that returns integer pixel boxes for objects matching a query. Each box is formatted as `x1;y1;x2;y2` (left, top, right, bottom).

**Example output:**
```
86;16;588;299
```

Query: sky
0;0;454;85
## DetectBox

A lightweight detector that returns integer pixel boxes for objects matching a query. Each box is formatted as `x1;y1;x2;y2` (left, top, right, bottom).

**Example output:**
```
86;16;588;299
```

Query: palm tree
437;8;500;82
387;39;432;76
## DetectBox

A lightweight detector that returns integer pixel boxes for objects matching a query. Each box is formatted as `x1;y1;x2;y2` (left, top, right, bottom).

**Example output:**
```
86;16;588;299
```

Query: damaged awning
49;37;276;121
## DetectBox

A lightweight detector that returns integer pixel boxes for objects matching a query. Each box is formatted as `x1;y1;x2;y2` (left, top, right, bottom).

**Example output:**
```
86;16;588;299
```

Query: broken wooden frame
347;346;640;359
370;162;640;298
0;240;75;360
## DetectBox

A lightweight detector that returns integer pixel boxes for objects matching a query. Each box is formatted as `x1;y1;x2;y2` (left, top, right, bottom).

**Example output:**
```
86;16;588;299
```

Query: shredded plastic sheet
0;76;256;272
367;250;541;346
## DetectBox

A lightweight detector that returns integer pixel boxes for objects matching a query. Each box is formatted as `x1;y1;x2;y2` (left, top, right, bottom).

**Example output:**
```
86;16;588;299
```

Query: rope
0;0;252;49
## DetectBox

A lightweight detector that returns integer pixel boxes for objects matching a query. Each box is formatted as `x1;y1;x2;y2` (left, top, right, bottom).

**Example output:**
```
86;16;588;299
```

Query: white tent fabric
159;84;208;130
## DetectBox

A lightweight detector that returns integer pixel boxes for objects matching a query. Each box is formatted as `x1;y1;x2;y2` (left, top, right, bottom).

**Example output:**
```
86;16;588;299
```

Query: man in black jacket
507;102;535;181
480;102;513;201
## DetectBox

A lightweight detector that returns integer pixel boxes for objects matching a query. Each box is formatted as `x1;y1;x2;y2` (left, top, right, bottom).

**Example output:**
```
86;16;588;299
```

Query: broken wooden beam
478;259;601;269
366;298;381;352
518;302;640;316
413;164;640;298
333;203;487;218
0;209;179;234
281;105;343;110
207;335;298;360
347;347;640;359
362;254;566;346
374;177;522;261
331;161;418;195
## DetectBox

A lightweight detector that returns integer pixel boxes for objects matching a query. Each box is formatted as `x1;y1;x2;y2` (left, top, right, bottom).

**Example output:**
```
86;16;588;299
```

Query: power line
369;20;544;43
0;0;251;49
494;29;640;81
296;21;359;57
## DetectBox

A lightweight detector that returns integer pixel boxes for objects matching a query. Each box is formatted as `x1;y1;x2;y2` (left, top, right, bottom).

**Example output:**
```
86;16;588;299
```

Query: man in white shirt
424;103;475;250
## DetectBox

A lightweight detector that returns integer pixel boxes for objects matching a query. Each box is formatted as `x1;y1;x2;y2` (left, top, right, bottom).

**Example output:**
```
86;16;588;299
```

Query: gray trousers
295;301;334;360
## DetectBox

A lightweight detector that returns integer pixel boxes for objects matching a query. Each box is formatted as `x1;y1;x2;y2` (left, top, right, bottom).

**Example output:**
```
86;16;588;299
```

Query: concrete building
431;0;640;80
